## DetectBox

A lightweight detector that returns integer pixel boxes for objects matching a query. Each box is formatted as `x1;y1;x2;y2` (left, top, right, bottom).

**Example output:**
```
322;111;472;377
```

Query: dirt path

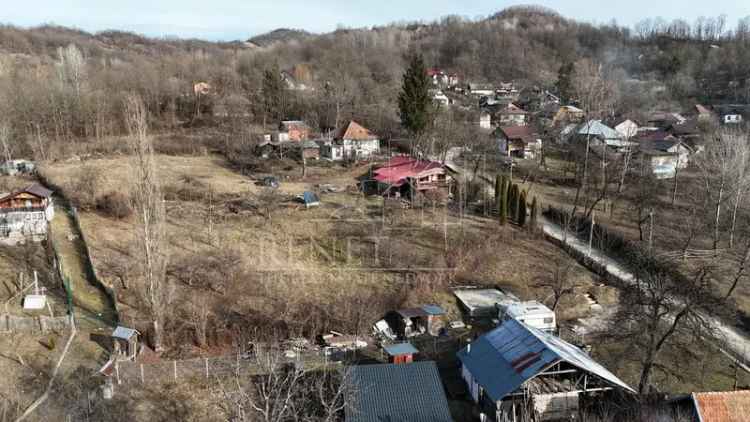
541;216;750;373
49;196;117;330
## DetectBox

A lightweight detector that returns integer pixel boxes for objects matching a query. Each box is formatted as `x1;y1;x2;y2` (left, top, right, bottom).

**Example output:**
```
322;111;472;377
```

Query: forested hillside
0;6;748;160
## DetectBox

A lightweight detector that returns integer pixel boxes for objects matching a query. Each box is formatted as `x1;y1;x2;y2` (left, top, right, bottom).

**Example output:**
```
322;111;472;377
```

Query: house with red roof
321;121;380;161
371;156;451;199
0;183;54;245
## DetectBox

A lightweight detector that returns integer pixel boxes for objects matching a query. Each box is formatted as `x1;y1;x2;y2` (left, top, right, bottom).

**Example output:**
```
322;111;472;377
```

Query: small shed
112;326;140;361
454;289;519;318
299;191;320;208
301;141;320;160
383;343;418;364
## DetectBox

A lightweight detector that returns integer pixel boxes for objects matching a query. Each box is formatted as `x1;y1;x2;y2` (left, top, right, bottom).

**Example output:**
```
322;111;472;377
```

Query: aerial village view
0;1;750;421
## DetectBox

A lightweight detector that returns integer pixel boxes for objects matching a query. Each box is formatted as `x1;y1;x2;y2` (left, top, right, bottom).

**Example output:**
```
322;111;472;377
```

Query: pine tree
556;61;576;104
398;54;431;136
519;190;528;227
262;63;286;125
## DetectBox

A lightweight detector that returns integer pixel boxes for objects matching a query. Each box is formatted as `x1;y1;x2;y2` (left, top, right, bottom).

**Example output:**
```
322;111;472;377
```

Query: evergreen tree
398;54;431;136
509;184;519;222
262;63;286;124
499;177;508;225
530;196;540;233
519;190;528;227
556;61;576;104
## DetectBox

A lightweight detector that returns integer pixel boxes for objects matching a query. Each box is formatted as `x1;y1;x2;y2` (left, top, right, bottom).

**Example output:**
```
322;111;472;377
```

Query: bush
96;191;133;219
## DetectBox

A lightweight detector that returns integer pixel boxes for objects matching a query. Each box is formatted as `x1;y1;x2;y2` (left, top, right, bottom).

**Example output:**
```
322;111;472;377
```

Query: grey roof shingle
347;361;453;422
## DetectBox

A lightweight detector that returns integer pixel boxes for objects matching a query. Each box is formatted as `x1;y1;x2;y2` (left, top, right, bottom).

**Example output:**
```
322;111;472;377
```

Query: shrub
96;191;133;219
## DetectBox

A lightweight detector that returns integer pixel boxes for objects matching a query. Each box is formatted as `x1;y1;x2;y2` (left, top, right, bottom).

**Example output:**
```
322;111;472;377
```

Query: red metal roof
373;156;444;187
693;391;750;422
499;125;536;141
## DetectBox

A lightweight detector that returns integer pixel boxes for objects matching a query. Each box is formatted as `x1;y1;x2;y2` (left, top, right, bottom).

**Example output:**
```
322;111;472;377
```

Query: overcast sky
3;0;750;41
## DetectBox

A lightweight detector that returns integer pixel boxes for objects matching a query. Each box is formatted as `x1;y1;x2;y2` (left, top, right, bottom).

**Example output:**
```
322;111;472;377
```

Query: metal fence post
140;363;145;384
173;360;178;381
205;358;209;379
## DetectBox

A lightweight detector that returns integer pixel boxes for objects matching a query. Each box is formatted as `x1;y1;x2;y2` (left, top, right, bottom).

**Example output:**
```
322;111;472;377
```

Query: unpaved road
541;216;750;371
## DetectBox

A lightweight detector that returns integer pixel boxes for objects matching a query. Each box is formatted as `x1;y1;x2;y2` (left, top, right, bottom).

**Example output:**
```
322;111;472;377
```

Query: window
25;200;32;208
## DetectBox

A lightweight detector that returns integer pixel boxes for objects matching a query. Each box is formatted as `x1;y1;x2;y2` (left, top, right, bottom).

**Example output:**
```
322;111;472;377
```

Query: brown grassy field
38;153;609;349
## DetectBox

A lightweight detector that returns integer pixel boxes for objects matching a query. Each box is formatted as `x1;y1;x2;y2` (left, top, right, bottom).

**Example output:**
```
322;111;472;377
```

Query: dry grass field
38;153;610;350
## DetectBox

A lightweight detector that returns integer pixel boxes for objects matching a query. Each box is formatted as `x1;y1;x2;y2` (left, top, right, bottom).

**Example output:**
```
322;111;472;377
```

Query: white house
0;184;54;245
430;89;451;106
325;121;380;161
479;112;492;130
614;119;639;139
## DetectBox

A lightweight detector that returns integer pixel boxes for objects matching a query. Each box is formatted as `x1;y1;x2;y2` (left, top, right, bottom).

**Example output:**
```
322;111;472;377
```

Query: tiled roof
347;361;453;422
457;319;634;402
693;391;750;422
335;121;378;141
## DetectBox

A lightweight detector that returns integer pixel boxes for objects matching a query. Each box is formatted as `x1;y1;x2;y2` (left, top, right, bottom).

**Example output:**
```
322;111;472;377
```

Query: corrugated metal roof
421;304;445;315
693;391;750;422
575;120;622;140
348;361;453;422
112;326;138;340
383;343;419;356
457;319;634;402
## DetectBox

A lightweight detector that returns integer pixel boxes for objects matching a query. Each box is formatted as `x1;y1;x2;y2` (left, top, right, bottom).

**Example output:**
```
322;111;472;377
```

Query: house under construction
457;319;635;421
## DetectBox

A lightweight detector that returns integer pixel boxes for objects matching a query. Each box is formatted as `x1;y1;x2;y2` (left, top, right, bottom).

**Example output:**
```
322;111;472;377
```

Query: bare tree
608;253;721;393
217;343;354;422
534;254;578;311
126;94;171;352
695;128;748;251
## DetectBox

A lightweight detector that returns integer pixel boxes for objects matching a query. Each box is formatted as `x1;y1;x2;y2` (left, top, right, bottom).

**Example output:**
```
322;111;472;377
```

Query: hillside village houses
0;184;54;245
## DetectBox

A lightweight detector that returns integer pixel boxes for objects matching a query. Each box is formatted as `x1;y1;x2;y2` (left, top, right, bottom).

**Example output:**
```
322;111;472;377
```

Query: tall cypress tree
509;184;519;222
398;54;431;136
530;196;539;233
519;190;528;227
498;176;507;225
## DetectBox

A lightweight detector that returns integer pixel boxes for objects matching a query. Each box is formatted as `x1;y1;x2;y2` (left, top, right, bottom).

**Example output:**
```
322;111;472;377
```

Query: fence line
112;350;336;386
38;171;120;326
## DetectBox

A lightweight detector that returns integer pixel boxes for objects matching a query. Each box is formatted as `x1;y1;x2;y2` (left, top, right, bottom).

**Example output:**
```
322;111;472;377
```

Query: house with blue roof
457;319;634;421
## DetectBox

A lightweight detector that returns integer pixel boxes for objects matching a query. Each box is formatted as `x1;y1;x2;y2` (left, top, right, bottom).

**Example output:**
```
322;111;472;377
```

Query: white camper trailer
499;301;556;333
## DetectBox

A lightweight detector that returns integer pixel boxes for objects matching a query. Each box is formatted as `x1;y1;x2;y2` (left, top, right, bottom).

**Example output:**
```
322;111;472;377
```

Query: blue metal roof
302;191;319;204
347;361;453;422
457;319;634;402
421;304;446;315
383;342;419;356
